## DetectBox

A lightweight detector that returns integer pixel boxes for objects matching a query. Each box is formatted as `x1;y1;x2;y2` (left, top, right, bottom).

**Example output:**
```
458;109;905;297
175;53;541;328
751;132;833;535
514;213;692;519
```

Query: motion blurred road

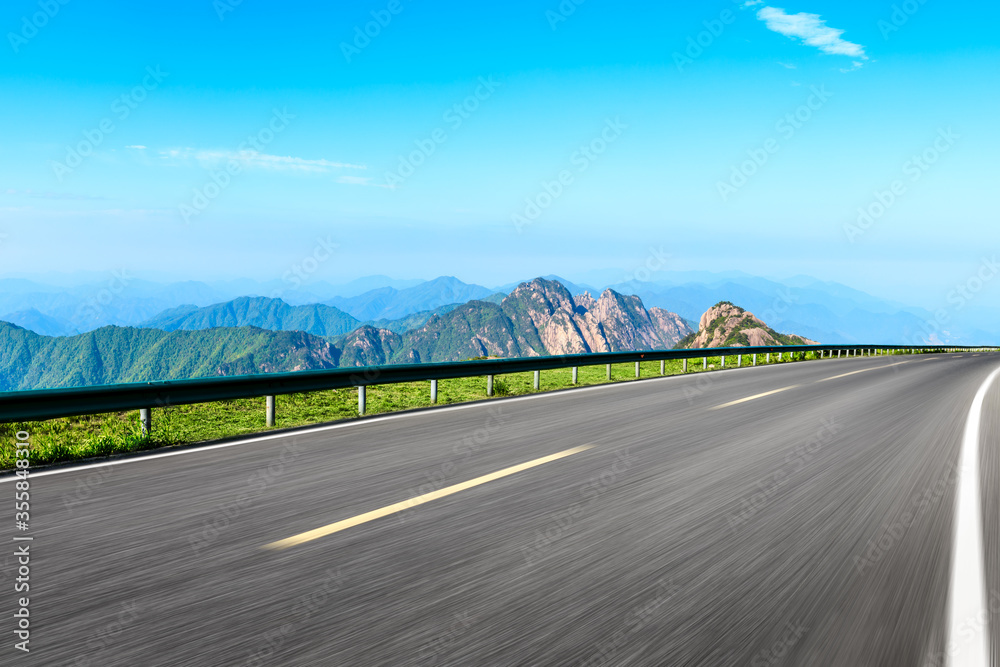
5;353;999;666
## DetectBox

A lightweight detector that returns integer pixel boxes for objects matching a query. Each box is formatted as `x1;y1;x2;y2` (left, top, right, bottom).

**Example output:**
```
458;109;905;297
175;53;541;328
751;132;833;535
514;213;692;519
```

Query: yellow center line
708;385;800;410
816;360;911;382
262;444;595;550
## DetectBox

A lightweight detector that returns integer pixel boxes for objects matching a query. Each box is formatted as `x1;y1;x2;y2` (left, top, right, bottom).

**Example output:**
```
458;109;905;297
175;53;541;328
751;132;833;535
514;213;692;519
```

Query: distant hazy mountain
3;271;994;345
675;302;815;349
0;309;77;337
326;276;494;321
604;276;943;345
140;296;361;337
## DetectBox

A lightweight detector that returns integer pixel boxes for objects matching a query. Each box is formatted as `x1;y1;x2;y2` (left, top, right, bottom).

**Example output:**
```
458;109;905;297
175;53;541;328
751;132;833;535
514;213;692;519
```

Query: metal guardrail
0;344;995;428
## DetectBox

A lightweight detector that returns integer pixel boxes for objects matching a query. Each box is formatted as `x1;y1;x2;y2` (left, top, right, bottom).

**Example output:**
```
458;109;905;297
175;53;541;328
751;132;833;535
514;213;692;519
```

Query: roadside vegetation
0;349;908;470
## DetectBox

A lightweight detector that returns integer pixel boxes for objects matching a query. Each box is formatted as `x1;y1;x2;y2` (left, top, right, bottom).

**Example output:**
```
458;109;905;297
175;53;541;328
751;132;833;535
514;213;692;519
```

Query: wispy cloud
159;148;367;173
755;7;867;61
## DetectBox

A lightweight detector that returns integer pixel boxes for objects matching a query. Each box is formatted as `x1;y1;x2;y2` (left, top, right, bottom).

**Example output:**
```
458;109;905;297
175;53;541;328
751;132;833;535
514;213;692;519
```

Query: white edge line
0;354;955;482
944;364;1000;667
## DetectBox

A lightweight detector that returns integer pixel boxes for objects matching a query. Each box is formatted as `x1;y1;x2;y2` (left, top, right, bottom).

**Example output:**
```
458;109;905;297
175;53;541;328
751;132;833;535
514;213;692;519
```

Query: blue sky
0;0;997;308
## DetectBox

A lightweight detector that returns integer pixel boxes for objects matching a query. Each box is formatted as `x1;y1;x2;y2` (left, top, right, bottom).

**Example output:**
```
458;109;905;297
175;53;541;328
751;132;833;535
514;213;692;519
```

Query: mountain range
1;271;996;345
0;279;699;391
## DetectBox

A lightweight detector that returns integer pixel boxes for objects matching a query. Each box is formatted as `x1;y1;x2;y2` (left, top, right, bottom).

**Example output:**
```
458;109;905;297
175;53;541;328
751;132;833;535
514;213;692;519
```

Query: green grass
0;350;899;470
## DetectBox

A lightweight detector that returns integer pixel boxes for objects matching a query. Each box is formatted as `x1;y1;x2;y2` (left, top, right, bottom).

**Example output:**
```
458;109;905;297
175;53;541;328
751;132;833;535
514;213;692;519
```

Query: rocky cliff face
676;302;816;349
386;278;692;363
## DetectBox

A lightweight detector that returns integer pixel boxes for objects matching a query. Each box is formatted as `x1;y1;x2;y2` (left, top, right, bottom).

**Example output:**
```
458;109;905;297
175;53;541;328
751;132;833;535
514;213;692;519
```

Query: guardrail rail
0;344;996;432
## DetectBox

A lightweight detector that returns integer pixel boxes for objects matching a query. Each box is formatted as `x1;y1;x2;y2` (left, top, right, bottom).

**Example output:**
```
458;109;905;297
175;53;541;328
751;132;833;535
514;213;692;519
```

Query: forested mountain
0;279;701;391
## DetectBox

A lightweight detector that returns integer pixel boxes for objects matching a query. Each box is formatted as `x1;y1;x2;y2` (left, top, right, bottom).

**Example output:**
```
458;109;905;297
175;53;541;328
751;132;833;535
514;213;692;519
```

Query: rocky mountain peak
680;301;815;349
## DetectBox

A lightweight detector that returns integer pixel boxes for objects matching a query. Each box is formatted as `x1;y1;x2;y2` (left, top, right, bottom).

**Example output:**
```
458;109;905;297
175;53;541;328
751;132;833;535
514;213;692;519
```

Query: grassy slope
0;350;888;471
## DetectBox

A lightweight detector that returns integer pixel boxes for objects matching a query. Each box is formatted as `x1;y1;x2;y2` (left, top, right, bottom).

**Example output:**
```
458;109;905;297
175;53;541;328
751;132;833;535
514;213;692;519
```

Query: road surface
3;352;998;666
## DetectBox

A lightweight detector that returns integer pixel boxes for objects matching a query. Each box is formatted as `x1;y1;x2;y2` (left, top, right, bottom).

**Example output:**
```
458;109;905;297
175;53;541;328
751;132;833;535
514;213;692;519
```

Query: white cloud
840;60;864;73
742;1;764;7
756;7;867;61
159;148;366;173
778;61;797;69
125;145;147;150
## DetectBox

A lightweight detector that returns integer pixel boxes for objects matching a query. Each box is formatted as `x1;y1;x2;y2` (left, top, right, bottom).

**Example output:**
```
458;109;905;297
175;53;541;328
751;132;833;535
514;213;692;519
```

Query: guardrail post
683;358;688;373
703;356;707;370
487;375;494;396
606;364;611;380
266;395;276;427
430;379;438;404
534;370;540;390
737;354;742;367
572;367;579;384
635;361;640;378
721;355;726;368
778;352;782;362
358;386;366;415
753;353;757;366
660;359;665;375
139;408;151;436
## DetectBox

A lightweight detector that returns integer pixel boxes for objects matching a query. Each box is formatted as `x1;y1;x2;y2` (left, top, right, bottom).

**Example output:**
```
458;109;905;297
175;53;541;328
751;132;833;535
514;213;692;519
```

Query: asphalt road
3;352;999;666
